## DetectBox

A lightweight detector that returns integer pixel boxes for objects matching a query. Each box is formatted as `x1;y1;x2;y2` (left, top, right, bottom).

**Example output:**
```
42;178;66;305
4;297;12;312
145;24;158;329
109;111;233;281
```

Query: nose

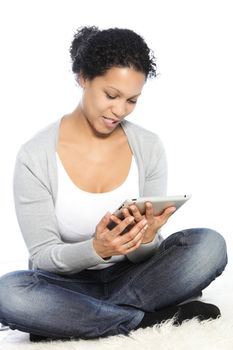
111;100;128;118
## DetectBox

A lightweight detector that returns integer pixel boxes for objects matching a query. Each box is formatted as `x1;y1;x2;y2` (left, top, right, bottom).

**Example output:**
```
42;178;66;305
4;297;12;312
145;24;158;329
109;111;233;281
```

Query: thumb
163;206;176;219
96;212;112;234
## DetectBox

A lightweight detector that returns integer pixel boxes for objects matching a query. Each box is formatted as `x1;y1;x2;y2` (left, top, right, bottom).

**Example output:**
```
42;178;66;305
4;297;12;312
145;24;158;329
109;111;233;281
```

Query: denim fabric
0;228;227;339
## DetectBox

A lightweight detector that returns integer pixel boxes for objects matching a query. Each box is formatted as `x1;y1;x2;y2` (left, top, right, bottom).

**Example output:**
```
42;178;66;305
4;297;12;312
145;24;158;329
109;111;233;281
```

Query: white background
0;0;232;271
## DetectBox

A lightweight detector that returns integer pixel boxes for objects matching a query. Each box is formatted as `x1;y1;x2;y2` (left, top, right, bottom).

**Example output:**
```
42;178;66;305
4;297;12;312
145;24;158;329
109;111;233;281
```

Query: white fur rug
1;317;233;350
1;266;232;350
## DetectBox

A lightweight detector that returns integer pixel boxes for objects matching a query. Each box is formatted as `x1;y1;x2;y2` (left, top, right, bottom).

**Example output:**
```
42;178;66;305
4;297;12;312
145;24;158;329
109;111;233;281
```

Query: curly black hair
70;26;157;80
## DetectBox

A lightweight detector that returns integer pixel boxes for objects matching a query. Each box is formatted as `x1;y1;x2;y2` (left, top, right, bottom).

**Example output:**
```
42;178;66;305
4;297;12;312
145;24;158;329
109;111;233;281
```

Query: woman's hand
93;212;148;259
112;202;176;244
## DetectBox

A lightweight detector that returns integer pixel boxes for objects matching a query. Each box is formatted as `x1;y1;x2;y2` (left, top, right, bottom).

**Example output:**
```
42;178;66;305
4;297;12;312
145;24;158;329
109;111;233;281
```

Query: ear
77;72;87;88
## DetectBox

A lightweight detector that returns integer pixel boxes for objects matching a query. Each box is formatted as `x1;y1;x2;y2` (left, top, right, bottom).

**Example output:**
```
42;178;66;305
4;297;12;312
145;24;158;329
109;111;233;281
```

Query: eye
105;93;117;100
128;100;137;104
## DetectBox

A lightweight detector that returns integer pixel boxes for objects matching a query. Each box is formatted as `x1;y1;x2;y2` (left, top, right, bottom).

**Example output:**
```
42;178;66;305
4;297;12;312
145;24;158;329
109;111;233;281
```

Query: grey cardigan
13;118;167;274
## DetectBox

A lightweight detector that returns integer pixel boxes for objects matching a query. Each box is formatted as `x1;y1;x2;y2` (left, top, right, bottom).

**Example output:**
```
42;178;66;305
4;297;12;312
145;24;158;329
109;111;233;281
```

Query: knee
205;229;227;272
0;270;32;317
186;228;228;273
0;271;19;303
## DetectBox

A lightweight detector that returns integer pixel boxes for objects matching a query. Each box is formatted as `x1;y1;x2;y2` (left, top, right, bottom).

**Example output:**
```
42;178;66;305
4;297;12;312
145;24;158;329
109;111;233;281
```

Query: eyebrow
107;86;141;99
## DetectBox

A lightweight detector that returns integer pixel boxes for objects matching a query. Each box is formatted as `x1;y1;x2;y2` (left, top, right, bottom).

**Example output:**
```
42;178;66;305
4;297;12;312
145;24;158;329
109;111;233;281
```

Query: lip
102;116;120;129
103;116;119;122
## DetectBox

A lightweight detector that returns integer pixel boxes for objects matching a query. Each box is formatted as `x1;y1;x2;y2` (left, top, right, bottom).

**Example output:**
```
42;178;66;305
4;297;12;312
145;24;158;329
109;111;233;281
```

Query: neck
63;105;123;145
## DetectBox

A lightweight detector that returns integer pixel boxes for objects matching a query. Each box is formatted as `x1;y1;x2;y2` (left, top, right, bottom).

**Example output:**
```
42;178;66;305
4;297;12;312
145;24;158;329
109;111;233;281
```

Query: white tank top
55;153;139;269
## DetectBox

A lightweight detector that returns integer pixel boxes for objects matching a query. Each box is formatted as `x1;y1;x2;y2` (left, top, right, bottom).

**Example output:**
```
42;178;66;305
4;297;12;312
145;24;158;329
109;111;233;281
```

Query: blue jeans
0;228;227;339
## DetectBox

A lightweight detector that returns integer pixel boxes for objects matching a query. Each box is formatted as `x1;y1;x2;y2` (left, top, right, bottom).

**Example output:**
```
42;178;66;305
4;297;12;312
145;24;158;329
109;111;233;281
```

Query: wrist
93;238;104;258
93;238;111;259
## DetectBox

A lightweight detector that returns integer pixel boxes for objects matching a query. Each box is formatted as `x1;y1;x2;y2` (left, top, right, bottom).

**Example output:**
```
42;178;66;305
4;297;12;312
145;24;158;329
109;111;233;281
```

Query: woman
0;26;227;341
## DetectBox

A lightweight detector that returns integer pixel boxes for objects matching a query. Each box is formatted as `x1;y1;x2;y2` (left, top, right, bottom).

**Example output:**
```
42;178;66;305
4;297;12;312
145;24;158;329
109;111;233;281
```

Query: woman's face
78;66;146;135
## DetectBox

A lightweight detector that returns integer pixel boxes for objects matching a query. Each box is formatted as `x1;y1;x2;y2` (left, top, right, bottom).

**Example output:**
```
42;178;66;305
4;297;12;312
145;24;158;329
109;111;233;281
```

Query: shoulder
121;119;165;152
16;118;60;162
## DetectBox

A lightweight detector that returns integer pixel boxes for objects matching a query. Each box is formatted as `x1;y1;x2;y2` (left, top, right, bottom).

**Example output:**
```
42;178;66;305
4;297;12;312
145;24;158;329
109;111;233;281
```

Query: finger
124;239;143;254
110;214;122;225
96;212;111;234
159;207;176;224
128;204;143;222
122;219;148;244
162;206;176;218
122;207;132;218
107;214;122;230
123;224;148;250
111;216;135;236
144;201;154;220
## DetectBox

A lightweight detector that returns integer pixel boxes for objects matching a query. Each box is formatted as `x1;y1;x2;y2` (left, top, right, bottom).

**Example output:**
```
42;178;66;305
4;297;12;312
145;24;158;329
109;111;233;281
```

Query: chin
90;125;113;138
93;120;119;136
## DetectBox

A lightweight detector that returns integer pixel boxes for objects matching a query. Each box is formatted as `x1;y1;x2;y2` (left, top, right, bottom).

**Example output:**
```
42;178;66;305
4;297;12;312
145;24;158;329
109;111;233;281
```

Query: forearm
31;238;108;274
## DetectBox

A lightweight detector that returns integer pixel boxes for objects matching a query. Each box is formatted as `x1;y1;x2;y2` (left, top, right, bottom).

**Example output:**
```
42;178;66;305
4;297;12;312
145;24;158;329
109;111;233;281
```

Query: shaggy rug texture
1;317;233;350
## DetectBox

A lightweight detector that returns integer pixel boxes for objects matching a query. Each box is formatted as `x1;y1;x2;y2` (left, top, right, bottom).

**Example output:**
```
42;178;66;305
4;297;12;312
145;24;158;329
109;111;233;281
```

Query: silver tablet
114;194;191;218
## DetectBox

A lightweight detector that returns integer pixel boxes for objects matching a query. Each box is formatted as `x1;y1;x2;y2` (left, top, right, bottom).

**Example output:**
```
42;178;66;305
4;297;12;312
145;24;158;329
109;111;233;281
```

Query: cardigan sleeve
13;146;107;274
